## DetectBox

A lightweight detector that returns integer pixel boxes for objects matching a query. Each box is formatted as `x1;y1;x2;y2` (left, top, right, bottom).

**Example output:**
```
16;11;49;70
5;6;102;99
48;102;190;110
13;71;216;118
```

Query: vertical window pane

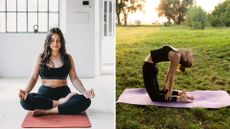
18;13;27;32
7;0;16;11
104;1;107;36
39;0;48;11
49;13;58;29
18;0;26;11
109;1;112;36
28;0;37;11
49;0;58;12
38;13;47;32
0;13;5;32
0;0;5;11
7;13;16;32
28;13;37;32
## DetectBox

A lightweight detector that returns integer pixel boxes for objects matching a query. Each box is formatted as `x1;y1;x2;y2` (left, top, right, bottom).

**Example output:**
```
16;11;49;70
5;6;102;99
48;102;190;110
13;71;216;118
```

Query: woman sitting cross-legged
19;28;95;116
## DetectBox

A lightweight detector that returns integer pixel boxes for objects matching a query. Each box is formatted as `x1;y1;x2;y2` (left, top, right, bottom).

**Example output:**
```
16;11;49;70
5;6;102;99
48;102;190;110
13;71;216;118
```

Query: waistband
40;85;69;89
144;61;156;66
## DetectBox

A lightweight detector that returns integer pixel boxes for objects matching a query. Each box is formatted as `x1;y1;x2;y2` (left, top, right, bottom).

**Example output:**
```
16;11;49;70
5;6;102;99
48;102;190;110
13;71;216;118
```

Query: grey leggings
20;85;91;114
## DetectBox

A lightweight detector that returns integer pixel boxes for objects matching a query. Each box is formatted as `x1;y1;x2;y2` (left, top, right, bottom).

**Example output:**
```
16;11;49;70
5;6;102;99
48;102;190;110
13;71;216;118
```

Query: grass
116;26;230;129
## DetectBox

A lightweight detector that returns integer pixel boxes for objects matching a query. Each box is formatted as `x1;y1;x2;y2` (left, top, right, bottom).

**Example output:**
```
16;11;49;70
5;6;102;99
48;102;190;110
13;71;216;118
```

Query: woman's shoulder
32;53;43;66
36;53;43;61
65;53;74;62
65;53;72;58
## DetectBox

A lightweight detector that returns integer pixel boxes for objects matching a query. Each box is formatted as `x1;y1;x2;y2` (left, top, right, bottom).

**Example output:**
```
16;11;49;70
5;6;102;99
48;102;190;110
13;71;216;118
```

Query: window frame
102;0;115;37
0;0;60;33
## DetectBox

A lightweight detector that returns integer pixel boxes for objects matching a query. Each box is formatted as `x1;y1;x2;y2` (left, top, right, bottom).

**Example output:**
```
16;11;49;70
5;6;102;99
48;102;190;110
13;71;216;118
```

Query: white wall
0;34;45;78
94;0;101;75
65;0;100;77
0;0;100;78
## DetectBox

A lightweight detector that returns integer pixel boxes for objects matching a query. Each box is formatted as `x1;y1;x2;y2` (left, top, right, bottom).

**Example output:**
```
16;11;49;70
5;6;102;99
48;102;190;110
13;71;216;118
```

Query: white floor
0;75;115;129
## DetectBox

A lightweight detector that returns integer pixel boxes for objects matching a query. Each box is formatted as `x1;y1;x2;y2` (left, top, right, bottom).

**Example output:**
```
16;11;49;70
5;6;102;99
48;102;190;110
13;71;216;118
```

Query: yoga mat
117;88;230;108
21;112;91;128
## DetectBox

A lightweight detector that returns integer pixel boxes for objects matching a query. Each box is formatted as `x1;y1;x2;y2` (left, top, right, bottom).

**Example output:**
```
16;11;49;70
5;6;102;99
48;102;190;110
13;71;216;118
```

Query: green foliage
209;0;230;27
116;26;230;129
186;6;208;29
157;0;194;24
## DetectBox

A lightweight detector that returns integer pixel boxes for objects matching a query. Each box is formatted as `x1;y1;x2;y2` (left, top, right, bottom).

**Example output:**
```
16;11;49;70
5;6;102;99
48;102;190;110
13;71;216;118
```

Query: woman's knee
59;95;91;114
84;97;91;109
20;99;32;110
19;93;37;110
75;95;91;109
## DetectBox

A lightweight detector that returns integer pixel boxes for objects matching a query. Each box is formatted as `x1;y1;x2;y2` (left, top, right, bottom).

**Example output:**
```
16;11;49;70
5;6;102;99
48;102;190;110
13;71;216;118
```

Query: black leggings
143;62;178;102
20;85;91;114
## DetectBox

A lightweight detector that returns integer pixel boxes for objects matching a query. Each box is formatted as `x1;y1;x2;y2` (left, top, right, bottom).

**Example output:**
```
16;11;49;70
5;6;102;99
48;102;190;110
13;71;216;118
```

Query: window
103;0;114;37
103;1;107;36
0;0;60;33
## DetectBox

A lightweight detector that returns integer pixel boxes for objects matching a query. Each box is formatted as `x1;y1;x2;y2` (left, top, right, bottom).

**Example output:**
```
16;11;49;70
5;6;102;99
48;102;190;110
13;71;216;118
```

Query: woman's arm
68;55;95;98
164;51;180;100
19;55;41;100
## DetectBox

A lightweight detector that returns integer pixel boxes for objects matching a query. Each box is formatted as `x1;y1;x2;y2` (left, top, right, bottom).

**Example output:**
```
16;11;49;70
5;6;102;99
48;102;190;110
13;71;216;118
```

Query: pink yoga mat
21;112;91;128
117;88;230;108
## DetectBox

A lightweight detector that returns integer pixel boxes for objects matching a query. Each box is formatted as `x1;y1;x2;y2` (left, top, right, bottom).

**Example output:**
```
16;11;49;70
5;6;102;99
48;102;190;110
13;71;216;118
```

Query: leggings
143;62;178;102
20;85;91;114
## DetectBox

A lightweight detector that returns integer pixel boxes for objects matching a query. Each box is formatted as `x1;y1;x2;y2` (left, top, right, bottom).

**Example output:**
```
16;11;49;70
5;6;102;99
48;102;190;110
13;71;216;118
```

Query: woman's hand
83;89;95;99
165;89;172;101
19;89;28;100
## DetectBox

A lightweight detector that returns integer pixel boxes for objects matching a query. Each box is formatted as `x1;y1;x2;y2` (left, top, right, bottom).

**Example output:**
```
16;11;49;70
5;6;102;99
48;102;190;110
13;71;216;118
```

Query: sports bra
39;64;69;80
150;46;177;64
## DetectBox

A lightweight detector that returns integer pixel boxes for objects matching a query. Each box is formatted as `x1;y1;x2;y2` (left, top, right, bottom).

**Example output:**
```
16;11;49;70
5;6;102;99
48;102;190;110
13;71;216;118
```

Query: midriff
41;79;67;88
144;54;154;64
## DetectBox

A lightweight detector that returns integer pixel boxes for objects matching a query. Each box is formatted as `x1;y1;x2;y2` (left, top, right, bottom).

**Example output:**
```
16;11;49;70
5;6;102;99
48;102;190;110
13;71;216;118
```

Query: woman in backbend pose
19;28;95;116
143;45;194;102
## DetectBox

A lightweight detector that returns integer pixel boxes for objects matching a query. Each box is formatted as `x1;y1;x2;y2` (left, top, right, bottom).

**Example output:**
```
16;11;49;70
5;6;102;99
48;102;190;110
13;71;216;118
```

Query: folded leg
20;93;53;110
58;95;91;114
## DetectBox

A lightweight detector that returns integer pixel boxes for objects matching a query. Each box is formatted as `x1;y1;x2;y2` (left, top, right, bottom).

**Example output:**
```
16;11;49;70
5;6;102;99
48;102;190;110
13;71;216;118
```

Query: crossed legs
20;92;91;117
32;93;76;116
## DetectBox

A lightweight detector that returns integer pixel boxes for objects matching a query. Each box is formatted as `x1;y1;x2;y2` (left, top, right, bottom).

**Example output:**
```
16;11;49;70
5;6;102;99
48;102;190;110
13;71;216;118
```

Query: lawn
116;26;230;129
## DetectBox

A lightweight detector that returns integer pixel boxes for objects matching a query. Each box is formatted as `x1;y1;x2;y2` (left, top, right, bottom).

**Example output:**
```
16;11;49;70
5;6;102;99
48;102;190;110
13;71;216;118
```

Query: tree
157;0;193;24
186;6;208;29
209;0;230;27
116;0;125;25
116;0;145;26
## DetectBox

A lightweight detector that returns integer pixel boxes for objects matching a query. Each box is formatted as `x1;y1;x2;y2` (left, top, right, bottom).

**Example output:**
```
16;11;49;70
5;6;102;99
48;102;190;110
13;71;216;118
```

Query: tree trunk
116;13;121;25
172;17;178;24
167;17;171;24
124;13;128;26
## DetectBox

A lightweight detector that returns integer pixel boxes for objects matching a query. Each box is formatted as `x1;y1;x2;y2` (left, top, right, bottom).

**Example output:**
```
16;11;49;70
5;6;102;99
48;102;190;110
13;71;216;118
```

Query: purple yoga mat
117;88;230;108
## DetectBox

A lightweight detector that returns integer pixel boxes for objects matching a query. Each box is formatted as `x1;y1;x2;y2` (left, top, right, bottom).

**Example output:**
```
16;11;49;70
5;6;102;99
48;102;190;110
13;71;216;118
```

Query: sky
128;0;224;24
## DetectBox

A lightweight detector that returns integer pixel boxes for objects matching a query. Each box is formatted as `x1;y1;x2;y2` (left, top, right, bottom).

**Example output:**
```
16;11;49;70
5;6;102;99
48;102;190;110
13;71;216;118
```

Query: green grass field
116;26;230;129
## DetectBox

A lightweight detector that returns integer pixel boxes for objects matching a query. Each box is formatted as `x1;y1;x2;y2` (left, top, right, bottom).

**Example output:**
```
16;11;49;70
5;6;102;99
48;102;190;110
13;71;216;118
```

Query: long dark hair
40;28;70;70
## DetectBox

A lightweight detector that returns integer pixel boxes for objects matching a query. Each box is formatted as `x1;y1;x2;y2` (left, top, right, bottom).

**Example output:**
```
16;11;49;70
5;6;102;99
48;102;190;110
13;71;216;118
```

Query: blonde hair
178;50;193;72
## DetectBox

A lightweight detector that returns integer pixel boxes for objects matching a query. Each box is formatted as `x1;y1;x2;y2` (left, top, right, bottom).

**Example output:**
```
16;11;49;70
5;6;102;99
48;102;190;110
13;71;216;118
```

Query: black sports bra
150;46;176;63
39;64;69;80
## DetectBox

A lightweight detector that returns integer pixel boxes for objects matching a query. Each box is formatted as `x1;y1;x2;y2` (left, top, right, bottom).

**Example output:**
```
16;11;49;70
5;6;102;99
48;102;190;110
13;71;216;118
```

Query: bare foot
58;93;76;105
32;109;48;117
181;90;194;100
177;95;193;103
